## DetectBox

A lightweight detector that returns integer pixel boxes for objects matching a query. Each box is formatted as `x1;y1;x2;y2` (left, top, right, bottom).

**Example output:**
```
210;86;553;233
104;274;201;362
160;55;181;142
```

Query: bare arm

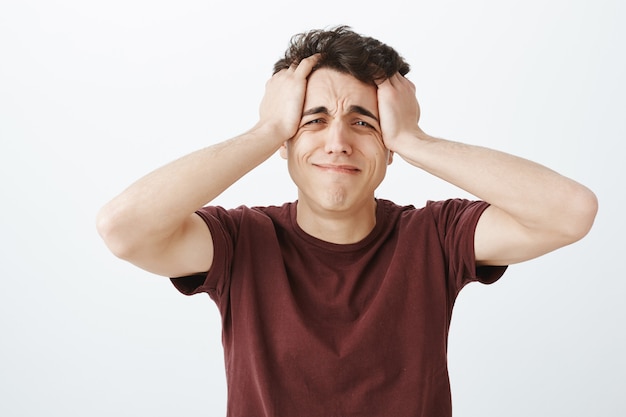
377;74;598;266
96;56;320;277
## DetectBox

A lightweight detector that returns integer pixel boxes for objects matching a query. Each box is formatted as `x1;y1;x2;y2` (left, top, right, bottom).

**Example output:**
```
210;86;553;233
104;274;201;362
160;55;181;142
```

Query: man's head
273;26;410;85
275;27;408;226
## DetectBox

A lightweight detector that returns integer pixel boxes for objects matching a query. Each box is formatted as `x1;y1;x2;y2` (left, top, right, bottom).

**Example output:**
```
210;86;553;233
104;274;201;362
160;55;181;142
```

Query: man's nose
324;122;352;155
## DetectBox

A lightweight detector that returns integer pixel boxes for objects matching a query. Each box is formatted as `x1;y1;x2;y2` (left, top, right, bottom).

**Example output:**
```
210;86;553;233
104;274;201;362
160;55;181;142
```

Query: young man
97;26;597;416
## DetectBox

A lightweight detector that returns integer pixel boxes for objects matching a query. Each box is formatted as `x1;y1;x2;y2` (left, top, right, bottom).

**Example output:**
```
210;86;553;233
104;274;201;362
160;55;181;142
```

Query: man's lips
313;163;361;174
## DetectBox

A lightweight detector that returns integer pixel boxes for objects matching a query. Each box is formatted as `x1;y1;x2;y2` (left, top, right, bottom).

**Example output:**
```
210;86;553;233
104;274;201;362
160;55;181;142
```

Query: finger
294;53;321;77
388;72;415;93
400;74;416;92
391;72;407;87
376;76;392;89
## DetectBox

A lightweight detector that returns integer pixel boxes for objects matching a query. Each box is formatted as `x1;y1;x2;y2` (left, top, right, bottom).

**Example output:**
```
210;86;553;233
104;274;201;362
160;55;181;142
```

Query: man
97;26;597;416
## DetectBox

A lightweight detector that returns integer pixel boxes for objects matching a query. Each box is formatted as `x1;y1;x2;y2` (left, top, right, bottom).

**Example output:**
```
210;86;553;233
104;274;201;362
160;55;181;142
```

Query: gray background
1;0;624;415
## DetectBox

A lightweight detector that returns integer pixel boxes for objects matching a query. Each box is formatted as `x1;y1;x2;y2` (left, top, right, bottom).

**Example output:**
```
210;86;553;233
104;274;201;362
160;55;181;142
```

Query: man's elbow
561;186;598;244
96;205;142;261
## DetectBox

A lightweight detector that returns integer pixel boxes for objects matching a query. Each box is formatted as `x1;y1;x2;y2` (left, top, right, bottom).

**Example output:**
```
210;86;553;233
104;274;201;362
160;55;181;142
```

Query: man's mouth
313;164;361;174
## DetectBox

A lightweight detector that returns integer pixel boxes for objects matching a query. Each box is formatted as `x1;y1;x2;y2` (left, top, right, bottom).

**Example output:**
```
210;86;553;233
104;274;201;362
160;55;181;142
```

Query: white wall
1;0;624;415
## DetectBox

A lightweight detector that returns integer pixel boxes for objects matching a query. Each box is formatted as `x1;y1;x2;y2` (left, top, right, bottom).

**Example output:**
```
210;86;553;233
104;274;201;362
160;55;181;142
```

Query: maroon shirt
172;199;506;416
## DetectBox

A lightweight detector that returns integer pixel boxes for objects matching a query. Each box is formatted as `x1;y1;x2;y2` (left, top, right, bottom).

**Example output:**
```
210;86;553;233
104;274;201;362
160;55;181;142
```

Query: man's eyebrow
348;105;379;123
302;106;330;117
302;105;379;122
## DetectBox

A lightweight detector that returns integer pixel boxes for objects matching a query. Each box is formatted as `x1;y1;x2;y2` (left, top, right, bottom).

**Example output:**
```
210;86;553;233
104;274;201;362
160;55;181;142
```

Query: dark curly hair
272;26;410;85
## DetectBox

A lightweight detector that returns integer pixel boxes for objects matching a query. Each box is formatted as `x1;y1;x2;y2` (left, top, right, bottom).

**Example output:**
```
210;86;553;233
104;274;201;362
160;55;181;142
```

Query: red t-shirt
171;198;506;416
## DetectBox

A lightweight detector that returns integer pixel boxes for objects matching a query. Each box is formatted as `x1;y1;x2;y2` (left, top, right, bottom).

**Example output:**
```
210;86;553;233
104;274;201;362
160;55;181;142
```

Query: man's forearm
97;56;320;268
396;130;597;238
96;125;281;258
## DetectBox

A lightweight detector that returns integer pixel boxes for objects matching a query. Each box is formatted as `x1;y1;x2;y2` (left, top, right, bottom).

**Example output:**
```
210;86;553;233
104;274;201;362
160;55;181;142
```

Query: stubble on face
286;68;389;218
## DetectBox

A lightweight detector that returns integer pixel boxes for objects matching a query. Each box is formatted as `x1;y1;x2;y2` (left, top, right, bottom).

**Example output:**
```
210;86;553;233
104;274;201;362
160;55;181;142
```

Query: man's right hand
256;54;320;143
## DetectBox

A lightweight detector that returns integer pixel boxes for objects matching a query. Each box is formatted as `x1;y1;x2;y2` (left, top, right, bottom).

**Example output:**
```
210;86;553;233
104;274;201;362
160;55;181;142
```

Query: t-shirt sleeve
427;199;507;290
169;206;236;301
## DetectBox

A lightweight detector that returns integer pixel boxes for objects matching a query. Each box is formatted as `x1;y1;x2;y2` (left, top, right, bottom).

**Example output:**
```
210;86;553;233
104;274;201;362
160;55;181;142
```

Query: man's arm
96;56;320;277
377;74;598;266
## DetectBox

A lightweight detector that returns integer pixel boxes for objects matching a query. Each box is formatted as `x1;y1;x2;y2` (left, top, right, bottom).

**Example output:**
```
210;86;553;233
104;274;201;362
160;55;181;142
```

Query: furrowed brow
348;105;379;123
301;105;379;123
302;106;330;117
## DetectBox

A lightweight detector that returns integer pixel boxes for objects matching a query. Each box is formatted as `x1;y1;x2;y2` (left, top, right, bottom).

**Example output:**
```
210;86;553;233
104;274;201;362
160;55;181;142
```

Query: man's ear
279;142;289;159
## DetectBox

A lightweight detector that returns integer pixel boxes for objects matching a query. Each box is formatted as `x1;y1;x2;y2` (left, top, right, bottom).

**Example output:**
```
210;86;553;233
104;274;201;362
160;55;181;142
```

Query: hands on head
257;54;322;144
258;54;423;156
376;73;424;154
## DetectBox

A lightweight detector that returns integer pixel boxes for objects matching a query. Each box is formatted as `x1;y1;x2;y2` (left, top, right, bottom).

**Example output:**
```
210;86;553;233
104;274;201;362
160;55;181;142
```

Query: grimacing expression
280;68;393;213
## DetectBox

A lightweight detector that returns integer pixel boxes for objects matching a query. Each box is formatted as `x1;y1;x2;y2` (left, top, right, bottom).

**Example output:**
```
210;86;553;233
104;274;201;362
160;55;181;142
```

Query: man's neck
295;198;377;244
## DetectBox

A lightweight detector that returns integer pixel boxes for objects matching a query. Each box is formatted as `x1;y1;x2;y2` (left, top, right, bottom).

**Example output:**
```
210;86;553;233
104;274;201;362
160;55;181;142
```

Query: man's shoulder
252;201;294;215
198;201;294;219
376;198;427;223
377;198;488;228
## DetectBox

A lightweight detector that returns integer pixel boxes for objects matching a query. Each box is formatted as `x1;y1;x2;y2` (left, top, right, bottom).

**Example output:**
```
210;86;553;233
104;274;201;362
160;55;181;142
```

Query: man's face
280;68;393;215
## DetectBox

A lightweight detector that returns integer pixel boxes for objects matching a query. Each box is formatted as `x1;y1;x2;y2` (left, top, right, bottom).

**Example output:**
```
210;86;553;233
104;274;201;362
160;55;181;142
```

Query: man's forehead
304;68;378;114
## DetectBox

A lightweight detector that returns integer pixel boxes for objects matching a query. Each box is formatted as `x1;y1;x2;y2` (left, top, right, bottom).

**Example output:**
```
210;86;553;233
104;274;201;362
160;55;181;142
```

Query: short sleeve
427;199;507;290
169;206;237;301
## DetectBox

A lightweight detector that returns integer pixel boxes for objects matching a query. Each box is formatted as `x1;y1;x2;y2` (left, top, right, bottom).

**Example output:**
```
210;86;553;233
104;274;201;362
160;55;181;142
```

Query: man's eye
355;120;371;127
305;119;323;125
